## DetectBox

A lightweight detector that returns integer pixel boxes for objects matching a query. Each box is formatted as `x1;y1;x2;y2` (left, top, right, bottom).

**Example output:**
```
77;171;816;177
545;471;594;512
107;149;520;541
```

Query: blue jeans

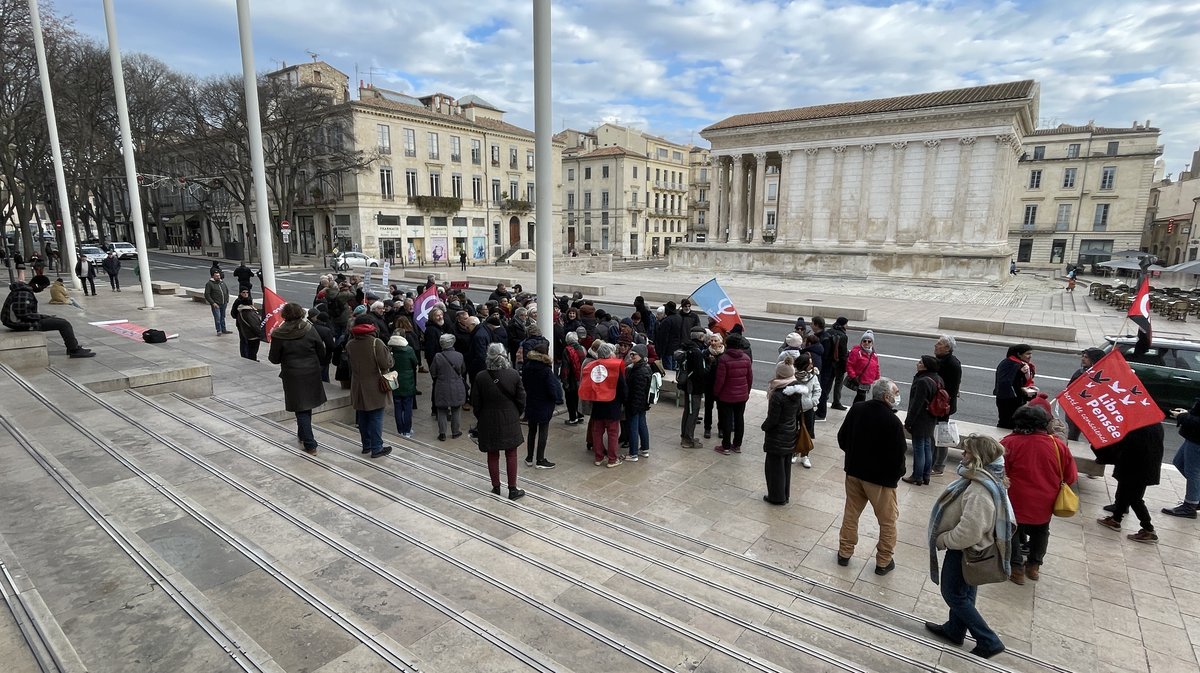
628;411;649;456
912;435;933;480
1174;439;1200;503
210;304;227;333
356;408;384;452
295;409;316;449
393;395;414;434
939;549;1004;651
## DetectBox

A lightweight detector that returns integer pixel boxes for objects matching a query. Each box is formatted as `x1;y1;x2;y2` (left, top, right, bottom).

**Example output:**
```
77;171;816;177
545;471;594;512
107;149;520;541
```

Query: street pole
28;0;81;291
102;0;154;309
533;0;554;353
235;0;276;293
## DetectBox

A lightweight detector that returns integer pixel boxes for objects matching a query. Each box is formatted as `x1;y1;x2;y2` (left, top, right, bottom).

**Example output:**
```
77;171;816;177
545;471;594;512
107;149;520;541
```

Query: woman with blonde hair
926;434;1013;659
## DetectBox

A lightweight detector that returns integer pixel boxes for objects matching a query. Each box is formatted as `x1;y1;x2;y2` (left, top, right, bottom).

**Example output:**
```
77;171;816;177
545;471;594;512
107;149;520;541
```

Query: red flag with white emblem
1055;349;1164;448
260;287;287;342
1126;277;1153;353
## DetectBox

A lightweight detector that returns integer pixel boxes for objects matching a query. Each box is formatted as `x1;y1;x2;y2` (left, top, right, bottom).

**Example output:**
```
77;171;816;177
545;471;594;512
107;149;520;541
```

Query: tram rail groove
0;397;270;673
122;390;819;673
39;369;686;673
184;398;955;673
0;556;65;673
207;394;1075;673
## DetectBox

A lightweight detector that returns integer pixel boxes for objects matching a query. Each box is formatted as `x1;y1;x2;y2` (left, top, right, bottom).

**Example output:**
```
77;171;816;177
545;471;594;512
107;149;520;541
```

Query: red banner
578;358;624;402
1055;349;1165;447
450;280;470;289
261;287;287;342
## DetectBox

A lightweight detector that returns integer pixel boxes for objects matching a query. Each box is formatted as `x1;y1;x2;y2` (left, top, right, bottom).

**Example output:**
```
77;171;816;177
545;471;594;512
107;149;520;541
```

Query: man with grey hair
835;377;907;575
932;335;963;475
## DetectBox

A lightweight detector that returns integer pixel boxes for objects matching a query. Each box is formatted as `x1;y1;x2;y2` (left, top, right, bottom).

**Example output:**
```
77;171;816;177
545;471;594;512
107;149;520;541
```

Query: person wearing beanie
761;356;799;504
1000;403;1078;584
622;342;654;461
471;343;527;500
844;330;881;404
267;302;326;453
430;331;467;440
522;342;562;469
1;274;95;357
387;332;419;438
902;354;944;485
787;352;822;469
353;304;368;316
779;331;804;363
345;312;394;458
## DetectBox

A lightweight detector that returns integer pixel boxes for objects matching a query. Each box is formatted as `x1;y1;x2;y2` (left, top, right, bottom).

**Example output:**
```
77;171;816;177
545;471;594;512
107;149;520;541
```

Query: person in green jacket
388;334;419;437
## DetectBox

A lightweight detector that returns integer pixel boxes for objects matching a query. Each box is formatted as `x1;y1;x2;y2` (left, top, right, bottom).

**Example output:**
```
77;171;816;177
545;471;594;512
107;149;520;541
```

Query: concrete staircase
0;360;1084;673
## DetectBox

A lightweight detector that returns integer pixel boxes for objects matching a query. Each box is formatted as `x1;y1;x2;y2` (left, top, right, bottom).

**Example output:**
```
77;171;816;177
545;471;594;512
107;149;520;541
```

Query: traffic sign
280;219;290;231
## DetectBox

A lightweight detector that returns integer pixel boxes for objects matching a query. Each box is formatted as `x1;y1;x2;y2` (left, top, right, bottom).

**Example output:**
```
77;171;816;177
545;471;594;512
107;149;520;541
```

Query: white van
110;242;137;259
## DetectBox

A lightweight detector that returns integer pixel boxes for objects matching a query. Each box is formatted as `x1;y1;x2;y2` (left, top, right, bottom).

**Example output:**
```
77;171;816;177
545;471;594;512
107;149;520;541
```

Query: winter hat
486;314;502;326
860;330;875;343
775;359;796;380
388;334;409;348
919;355;940;372
576;326;588;338
690;326;707;339
353;315;375;326
438;333;456;349
785;332;804;348
352;304;368;316
631;343;648;359
485;343;510;370
1024;392;1054;419
834;316;849;327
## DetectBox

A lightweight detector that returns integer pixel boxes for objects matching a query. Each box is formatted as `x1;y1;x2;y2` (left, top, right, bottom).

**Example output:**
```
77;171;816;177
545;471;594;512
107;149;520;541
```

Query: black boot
508;487;525;501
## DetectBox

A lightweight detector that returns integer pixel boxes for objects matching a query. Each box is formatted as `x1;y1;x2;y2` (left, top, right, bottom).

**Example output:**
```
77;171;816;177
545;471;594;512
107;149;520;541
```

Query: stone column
752;152;767;242
728;154;744;243
710;155;725;241
776;150;791;243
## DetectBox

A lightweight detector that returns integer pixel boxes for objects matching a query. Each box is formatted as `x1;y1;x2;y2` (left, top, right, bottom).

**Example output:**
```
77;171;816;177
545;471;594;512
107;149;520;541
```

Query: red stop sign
280;219;290;230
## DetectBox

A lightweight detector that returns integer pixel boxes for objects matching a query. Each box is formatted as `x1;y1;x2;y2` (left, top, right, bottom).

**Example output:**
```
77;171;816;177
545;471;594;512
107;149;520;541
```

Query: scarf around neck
1007;355;1035;386
767;375;796;396
927;458;1015;584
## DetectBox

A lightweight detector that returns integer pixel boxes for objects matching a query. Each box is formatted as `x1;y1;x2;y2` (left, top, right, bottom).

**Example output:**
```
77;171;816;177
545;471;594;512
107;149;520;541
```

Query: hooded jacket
714;347;753;403
387;334;419;397
346;325;393;411
267;319;328;413
521;350;563;424
2;281;41;330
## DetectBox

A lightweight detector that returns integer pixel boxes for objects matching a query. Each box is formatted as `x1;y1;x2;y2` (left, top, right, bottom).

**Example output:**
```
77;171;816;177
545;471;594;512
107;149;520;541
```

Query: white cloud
54;0;1200;170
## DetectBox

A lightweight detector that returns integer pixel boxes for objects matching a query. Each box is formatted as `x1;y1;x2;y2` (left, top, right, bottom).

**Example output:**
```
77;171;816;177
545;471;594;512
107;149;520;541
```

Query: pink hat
1024;392;1053;418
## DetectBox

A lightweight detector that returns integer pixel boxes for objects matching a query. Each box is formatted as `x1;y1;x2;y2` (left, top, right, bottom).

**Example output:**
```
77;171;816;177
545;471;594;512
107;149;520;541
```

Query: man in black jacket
836;377;905;575
678;326;709;448
2;276;95;357
828;317;851;409
1097;423;1164;543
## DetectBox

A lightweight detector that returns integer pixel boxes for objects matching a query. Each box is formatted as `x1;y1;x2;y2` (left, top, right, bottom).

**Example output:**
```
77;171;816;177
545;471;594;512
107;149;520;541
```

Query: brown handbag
794;422;814;455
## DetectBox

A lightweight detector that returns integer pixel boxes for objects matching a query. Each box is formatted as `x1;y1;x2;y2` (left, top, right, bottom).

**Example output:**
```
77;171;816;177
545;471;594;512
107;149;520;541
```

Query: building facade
684;81;1040;284
1010;123;1161;271
688;147;711;242
559;124;690;257
1143;148;1200;266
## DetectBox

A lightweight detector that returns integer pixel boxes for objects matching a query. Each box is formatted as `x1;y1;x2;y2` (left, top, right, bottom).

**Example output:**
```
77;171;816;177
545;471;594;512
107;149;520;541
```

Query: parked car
1104;335;1200;411
331;251;379;271
78;245;107;264
110;241;137;259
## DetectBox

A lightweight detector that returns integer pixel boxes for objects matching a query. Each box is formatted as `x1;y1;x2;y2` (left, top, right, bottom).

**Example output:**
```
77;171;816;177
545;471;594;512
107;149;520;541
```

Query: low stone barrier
937;316;1076;341
84;362;213;397
182;287;207;302
403;270;447;281
0;332;49;369
766;301;868;321
639;290;688;305
554;283;606;297
467;274;515;289
150;280;179;295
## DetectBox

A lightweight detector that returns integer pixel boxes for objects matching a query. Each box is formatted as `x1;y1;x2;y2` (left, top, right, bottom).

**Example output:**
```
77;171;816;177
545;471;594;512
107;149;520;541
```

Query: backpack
928;380;951;417
142;329;167;343
672;348;689;386
831;330;849;363
648;371;663;405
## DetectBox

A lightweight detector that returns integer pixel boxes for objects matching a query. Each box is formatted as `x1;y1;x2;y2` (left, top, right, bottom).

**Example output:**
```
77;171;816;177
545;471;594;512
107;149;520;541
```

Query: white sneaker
791;455;799;464
801;456;812;469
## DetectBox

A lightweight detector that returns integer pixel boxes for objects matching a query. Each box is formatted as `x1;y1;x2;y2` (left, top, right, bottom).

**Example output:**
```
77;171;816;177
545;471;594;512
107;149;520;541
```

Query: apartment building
688;146;711;242
1143;147;1200;266
559;123;690;257
1011;122;1161;271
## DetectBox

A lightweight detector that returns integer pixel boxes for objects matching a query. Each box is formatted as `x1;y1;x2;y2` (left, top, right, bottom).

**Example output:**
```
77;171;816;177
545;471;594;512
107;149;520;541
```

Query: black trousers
1010;522;1050;567
1112;480;1154;531
764;452;792;503
38;317;81;352
107;272;119;290
564;381;580;420
79;276;96;295
526;422;549;462
718;400;746;450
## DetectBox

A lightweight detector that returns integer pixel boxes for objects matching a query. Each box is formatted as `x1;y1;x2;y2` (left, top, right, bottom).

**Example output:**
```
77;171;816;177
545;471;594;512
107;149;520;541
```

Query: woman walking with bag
761;357;800;504
844;331;880;404
1001;403;1077;584
267;302;327;454
472;343;527;499
926;434;1013;659
430;333;467;441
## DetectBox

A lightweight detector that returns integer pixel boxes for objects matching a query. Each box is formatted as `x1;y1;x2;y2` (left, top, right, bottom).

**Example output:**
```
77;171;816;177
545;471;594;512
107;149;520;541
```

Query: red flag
1055;349;1164;448
260;287;287;342
1127;277;1152;353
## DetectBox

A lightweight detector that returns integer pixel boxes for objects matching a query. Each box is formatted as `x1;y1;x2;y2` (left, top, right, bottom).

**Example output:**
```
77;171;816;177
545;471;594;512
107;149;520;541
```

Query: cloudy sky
55;0;1200;173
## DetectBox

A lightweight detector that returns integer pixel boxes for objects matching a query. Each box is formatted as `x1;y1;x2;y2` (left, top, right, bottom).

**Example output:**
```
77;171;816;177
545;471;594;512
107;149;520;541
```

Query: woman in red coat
1000;403;1077;584
844;331;881;404
714;338;753;455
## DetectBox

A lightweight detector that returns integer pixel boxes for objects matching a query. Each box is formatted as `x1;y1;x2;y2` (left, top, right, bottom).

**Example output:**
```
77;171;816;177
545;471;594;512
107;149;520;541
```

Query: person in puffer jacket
388;334;419;438
714;340;753;455
788;352;822;469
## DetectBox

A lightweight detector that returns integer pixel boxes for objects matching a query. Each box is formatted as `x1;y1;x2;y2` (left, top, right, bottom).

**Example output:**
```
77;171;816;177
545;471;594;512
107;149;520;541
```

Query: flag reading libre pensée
413;285;440;332
689;278;743;332
260;287;287;342
1055;349;1164;448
